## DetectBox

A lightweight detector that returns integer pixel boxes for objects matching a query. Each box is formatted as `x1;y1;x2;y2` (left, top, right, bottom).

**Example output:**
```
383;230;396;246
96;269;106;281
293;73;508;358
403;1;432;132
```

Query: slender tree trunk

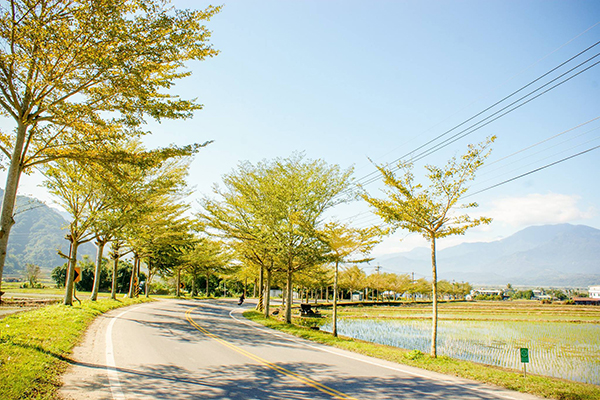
256;266;264;310
253;277;257;298
129;255;139;298
263;267;271;318
0;121;27;293
430;235;438;358
206;271;210;296
64;239;80;306
91;239;106;301
146;260;152;298
111;255;119;300
333;260;339;337
176;268;181;297
285;267;293;323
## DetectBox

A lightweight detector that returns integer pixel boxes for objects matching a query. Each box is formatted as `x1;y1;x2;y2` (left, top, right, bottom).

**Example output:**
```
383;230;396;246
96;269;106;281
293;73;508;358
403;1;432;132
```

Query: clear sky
4;0;600;258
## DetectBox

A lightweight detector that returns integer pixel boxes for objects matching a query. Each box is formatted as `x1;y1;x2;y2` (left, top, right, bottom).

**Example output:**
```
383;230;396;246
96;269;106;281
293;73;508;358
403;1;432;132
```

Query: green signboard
520;348;529;363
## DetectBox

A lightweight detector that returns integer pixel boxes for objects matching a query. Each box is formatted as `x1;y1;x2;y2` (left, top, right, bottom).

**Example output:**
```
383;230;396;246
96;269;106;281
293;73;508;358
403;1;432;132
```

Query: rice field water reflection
322;319;600;385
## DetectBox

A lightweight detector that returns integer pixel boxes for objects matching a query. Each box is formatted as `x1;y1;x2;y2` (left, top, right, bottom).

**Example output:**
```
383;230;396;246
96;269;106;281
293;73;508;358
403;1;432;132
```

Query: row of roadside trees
0;0;221;304
0;1;496;360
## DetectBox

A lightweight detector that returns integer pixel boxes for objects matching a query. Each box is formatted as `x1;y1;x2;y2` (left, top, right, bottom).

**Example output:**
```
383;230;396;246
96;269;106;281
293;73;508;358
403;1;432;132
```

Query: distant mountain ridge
375;224;600;287
0;189;96;275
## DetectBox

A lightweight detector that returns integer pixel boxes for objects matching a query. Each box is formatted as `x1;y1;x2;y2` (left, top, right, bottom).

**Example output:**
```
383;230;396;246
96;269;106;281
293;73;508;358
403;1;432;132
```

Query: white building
589;286;600;299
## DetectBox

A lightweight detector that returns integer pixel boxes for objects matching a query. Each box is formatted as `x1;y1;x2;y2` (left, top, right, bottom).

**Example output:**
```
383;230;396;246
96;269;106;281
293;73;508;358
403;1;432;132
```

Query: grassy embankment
244;301;600;400
0;297;152;400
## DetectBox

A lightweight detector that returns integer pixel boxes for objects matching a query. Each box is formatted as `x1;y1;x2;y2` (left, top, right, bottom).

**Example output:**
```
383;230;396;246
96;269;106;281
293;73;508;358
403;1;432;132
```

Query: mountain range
1;189;95;276
375;224;600;287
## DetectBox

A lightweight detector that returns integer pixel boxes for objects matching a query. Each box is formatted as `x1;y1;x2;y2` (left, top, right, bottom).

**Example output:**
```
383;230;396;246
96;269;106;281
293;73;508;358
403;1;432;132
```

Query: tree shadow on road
64;357;505;400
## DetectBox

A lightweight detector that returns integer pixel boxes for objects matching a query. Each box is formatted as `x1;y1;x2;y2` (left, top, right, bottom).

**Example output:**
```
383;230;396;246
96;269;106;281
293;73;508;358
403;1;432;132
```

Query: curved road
60;299;541;400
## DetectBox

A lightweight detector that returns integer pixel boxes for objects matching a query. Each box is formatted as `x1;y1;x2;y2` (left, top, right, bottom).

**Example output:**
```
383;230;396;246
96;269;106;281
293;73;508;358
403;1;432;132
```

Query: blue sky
6;0;600;257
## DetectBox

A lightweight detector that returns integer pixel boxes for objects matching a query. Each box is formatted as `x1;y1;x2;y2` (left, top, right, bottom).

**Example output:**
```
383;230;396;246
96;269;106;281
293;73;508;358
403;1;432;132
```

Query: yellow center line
184;308;358;400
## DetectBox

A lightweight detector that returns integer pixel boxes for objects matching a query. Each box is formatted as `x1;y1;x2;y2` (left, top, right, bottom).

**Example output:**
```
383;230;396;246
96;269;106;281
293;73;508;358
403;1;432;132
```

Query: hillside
375;224;600;287
1;189;96;276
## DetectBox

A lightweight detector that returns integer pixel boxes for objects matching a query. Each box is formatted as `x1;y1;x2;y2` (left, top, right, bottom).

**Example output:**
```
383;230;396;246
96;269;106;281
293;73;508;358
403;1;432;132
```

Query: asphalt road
60;299;542;400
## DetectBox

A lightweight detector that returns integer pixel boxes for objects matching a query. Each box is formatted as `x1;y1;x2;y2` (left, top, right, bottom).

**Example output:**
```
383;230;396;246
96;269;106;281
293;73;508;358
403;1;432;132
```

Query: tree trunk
111;255;119;300
206;271;210;296
128;255;139;298
256;267;263;310
430;235;438;358
285;267;293;323
176;268;181;297
91;239;106;301
146;260;152;298
0;121;27;292
263;267;271;318
333;260;339;337
64;239;80;306
253;277;257;298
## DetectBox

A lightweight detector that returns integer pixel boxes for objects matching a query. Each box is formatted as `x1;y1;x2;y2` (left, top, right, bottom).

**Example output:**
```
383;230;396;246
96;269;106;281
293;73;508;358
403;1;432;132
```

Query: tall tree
44;158;105;305
361;137;494;357
0;0;220;294
322;222;380;337
200;154;354;322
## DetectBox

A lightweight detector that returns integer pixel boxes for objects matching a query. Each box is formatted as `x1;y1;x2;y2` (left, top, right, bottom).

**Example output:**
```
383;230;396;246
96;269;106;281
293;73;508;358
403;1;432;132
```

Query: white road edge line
228;308;522;400
106;305;145;400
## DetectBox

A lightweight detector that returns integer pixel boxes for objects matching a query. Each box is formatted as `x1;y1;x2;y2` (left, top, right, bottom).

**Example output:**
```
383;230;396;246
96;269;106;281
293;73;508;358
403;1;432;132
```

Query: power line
471;135;600;191
481;116;600;170
476;127;600;179
464;144;600;198
353;41;600;186
352;21;600;178
402;57;600;163
357;55;600;187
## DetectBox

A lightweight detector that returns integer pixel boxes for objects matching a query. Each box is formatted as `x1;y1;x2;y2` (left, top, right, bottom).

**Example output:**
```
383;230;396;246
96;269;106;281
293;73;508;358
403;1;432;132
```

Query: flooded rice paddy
322;318;600;385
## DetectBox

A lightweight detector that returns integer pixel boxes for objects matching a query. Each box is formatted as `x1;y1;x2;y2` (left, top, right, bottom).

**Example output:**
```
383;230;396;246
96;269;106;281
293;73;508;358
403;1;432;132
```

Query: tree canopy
361;137;495;357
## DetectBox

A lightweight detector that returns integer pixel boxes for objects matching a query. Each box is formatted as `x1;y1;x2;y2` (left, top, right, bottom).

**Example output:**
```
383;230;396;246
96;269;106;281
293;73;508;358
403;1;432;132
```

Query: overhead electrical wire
350;119;600;228
341;29;600;229
481;115;600;170
352;40;600;187
464;144;600;198
352;21;600;177
471;136;600;192
357;55;600;187
476;126;600;179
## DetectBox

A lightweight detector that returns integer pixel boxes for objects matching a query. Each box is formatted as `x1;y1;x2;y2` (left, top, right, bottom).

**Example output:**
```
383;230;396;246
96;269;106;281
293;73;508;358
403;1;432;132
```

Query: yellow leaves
363;137;494;240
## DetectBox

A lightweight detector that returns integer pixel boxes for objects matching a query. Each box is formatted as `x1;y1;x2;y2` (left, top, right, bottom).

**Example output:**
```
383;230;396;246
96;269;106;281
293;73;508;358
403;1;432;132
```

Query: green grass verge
0;297;153;400
243;310;600;400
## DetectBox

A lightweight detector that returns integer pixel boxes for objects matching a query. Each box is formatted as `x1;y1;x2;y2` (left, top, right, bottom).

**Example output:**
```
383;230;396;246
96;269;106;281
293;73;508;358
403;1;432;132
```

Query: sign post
520;348;529;377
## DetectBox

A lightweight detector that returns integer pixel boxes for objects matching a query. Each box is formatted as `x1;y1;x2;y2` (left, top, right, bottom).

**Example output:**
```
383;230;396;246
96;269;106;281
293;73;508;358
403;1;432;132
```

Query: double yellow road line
185;308;357;400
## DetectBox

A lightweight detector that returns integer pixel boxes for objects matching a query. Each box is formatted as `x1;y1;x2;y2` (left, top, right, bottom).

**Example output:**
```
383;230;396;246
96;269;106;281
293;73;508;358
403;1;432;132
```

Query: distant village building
351;291;364;301
573;285;600;305
471;288;503;296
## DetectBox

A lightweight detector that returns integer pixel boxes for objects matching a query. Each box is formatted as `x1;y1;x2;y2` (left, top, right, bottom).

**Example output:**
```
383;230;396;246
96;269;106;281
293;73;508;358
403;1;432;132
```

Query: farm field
319;301;600;385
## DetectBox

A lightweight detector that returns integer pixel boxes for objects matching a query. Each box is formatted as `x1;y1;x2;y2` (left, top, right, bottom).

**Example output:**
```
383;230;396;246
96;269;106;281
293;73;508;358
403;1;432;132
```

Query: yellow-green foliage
244;310;600;400
0;298;152;400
